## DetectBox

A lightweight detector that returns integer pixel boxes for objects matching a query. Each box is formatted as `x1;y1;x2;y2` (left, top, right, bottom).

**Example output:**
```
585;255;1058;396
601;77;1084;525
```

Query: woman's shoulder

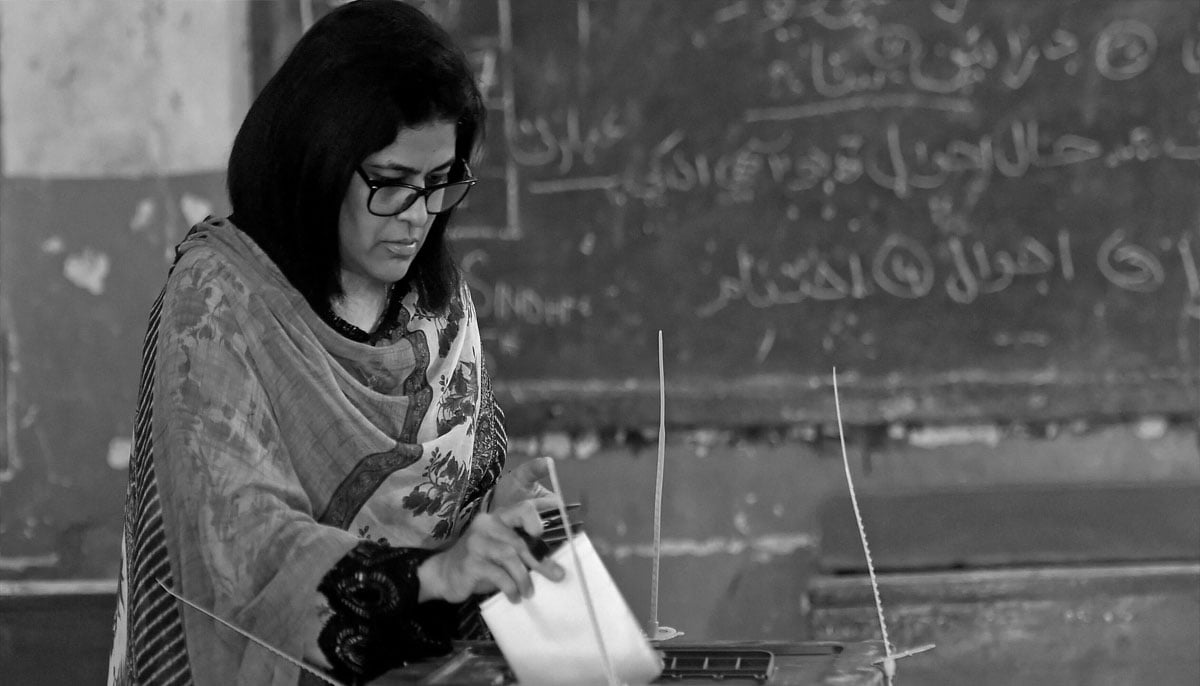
167;244;253;303
159;235;270;338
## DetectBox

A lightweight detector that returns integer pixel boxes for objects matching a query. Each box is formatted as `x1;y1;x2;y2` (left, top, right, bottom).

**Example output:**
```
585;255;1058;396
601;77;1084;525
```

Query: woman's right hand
417;500;565;604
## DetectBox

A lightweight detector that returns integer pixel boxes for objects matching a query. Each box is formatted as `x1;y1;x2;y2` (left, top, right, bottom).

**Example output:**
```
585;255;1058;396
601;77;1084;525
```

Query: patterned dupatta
109;217;504;685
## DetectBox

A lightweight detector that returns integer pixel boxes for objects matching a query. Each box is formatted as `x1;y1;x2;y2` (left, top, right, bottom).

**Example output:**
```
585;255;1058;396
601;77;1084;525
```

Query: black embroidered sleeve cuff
316;542;455;683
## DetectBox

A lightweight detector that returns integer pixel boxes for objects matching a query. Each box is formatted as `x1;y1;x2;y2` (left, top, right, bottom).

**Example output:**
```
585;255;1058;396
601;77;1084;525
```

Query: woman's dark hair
227;0;484;313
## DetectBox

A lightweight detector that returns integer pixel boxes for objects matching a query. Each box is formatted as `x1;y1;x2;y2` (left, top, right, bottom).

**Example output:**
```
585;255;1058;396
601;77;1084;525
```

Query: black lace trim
322;284;408;346
316;542;455;683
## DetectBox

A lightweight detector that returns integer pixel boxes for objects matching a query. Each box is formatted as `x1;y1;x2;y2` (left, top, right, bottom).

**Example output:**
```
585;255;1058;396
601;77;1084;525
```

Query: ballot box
376;639;888;685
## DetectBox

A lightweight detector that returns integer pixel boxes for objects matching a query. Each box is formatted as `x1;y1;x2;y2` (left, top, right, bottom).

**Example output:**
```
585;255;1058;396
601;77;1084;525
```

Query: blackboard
279;0;1200;428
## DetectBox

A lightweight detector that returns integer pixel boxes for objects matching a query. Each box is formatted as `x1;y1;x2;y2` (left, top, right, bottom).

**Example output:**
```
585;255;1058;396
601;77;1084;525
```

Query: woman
109;2;562;684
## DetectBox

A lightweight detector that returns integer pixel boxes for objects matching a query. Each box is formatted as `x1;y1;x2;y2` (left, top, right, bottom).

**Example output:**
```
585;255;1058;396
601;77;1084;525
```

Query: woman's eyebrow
368;159;455;174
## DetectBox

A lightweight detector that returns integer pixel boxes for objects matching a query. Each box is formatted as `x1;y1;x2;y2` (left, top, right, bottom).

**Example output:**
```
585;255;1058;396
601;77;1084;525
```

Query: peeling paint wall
0;0;249;577
1;0;248;177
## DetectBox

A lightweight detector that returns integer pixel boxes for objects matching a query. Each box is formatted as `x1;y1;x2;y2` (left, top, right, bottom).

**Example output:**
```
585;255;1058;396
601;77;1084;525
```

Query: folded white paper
480;532;663;686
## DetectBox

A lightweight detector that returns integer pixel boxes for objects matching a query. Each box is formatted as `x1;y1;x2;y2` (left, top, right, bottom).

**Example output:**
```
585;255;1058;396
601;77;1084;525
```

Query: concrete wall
1;0;249;178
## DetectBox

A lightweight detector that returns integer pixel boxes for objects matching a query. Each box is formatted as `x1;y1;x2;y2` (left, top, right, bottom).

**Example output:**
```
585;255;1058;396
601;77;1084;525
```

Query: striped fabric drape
109;285;192;686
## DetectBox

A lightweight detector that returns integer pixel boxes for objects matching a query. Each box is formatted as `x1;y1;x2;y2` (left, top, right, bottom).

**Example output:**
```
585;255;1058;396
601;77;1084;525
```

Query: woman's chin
370;261;413;285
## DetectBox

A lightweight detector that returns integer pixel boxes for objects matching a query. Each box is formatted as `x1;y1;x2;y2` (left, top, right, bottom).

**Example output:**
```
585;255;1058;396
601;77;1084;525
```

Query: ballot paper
480;532;663;686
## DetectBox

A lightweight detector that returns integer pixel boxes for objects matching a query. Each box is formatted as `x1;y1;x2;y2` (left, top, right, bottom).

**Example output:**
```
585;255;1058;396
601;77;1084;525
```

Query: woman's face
338;120;458;292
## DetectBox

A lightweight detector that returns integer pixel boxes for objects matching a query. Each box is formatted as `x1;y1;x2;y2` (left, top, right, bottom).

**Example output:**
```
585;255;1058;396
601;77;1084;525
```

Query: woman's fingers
478;558;520;602
514;456;552;486
486;506;568;589
528;494;562;514
433;503;571;603
465;510;537;598
496;499;545;539
505;532;565;582
532;556;566;583
490;540;534;600
499;506;568;584
488;457;557;513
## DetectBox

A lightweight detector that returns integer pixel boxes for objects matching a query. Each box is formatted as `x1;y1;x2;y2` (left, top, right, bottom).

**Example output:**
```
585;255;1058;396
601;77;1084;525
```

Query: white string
157;579;347;686
650;329;666;633
872;643;936;665
831;368;894;682
545;459;620;686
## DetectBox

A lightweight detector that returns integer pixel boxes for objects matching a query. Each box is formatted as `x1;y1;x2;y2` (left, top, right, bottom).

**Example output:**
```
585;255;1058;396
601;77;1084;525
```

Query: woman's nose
396;193;431;224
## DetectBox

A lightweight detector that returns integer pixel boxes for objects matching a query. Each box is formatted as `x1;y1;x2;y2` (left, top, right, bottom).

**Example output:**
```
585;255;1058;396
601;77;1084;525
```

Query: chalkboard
288;0;1200;428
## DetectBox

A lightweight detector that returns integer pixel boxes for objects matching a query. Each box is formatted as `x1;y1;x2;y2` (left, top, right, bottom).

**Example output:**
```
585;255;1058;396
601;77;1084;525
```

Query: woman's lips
383;239;419;257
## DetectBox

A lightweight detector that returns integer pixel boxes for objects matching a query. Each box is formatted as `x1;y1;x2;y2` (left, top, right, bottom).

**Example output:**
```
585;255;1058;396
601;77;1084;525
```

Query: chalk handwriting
1095;20;1157;81
697;233;937;316
1097;230;1164;293
463;250;593;327
1186;29;1200;74
1178;236;1200;299
749;14;1171;105
873;234;936;299
930;0;969;25
698;228;1193;316
502;2;1196;213
527;119;1196;208
756;0;888;33
945;234;1065;305
467;48;501;105
509;105;629;174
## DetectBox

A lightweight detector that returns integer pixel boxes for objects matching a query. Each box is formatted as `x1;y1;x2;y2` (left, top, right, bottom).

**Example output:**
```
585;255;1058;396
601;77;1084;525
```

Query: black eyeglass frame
354;162;477;217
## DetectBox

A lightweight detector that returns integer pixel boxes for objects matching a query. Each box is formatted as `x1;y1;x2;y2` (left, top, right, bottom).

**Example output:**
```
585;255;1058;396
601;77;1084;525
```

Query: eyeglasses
355;162;477;217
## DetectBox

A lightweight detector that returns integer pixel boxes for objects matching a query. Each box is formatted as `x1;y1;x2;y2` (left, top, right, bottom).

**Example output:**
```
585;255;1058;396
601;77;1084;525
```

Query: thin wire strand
546;459;619;686
650;329;666;633
157;579;346;686
832;369;894;674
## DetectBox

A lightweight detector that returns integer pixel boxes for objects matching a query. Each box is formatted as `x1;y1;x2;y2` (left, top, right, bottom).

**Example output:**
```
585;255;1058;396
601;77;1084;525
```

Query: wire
157;579;346;686
832;368;894;684
650;329;666;633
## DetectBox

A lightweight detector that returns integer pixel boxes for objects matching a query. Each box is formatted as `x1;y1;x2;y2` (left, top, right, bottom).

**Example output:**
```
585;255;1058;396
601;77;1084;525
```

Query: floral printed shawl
109;217;504;685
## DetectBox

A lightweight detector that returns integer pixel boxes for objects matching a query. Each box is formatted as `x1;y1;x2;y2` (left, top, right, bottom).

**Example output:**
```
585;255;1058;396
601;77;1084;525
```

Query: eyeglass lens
369;182;472;216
